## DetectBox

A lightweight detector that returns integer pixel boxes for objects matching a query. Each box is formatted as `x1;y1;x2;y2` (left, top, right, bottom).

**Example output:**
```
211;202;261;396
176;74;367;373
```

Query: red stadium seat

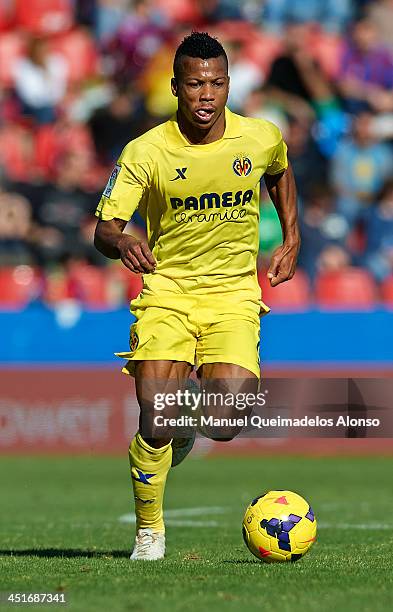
381;276;393;308
0;124;37;182
106;265;143;305
258;268;311;312
0;266;42;309
0;0;15;31
42;268;72;304
244;30;282;75
14;0;73;35
308;31;344;80
35;122;94;180
34;125;59;179
67;263;108;308
0;31;26;86
315;268;378;310
154;0;200;23
49;28;99;82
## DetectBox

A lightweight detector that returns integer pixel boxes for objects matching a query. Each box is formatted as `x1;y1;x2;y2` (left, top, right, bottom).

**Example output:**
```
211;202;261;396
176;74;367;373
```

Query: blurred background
0;0;392;454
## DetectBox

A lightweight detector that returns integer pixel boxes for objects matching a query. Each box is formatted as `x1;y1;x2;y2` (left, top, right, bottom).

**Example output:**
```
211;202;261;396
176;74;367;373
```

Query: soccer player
94;32;299;560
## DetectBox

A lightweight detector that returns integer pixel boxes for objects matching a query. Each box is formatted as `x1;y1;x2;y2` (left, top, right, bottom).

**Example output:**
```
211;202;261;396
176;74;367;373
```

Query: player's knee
205;425;241;441
145;421;174;442
143;436;172;448
139;414;173;442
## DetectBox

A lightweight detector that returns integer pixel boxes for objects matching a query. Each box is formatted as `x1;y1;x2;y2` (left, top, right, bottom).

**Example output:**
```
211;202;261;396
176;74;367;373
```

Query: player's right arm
94;219;156;274
93;141;156;274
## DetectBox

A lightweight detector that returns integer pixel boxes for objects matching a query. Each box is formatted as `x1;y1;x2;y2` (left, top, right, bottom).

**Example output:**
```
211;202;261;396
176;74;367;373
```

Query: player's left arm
264;162;300;287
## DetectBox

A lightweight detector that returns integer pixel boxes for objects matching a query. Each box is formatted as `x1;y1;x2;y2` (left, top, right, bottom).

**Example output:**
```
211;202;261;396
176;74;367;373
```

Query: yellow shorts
116;277;267;379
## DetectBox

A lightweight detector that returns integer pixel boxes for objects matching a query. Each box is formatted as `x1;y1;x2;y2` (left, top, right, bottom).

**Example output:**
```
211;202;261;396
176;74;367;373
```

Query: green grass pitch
1;454;392;612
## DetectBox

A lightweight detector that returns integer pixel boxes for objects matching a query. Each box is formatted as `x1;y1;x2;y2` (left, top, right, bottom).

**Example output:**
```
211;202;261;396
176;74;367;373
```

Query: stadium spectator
226;41;264;112
286;118;327;203
132;41;177;119
243;87;289;135
74;0;97;28
196;0;244;24
265;23;329;121
361;180;393;282
367;0;393;51
331;112;393;224
298;183;349;280
31;151;99;265
93;0;133;42
89;85;144;164
262;0;353;34
317;244;352;274
12;37;68;124
337;17;393;114
104;0;171;83
0;191;33;265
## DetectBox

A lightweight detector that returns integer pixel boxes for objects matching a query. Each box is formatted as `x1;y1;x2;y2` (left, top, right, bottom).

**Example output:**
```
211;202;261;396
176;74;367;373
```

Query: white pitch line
319;522;392;530
119;515;220;527
166;520;220;527
118;506;228;527
118;508;393;531
162;506;227;518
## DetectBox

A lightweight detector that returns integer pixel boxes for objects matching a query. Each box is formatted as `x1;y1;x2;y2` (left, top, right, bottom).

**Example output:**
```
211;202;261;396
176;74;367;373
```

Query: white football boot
130;528;165;561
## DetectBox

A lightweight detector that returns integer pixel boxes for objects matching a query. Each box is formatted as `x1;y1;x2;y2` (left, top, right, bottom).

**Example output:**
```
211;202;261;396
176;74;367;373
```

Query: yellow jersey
96;107;288;297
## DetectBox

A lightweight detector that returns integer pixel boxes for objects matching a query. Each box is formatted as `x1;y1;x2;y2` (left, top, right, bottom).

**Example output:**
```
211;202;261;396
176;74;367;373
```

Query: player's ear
171;77;178;97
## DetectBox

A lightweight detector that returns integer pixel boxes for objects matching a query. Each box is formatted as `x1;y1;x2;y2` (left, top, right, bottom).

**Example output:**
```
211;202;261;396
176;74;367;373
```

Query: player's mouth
194;107;216;123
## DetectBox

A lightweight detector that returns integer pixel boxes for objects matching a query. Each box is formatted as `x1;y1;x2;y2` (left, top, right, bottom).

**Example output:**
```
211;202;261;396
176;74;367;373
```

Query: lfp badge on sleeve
103;164;121;198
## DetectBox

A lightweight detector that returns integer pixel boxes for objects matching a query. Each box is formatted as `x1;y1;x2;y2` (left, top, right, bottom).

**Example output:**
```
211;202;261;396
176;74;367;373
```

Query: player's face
172;56;229;130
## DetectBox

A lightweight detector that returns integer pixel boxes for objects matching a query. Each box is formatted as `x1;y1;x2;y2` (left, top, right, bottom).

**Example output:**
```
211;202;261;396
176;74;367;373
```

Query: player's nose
199;84;215;101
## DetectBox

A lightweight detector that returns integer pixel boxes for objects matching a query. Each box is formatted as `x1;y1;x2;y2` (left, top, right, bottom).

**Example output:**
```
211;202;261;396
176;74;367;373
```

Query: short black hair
173;31;228;79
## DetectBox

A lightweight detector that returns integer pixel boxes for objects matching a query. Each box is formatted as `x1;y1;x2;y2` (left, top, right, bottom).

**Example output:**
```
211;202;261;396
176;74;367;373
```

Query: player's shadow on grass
0;549;130;559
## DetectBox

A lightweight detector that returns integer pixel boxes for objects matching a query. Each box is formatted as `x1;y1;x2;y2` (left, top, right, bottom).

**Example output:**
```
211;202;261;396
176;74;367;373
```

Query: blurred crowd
0;0;393;309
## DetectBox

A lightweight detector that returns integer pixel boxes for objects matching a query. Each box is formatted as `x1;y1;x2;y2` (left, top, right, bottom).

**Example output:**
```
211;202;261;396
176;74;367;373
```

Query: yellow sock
129;432;172;533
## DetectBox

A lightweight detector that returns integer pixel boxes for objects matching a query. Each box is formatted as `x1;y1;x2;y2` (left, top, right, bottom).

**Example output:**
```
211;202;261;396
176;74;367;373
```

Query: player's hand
117;234;156;274
267;241;300;287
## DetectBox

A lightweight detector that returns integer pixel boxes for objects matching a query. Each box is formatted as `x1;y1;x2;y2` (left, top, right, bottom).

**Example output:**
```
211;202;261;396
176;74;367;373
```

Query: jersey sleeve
265;125;288;176
95;143;154;221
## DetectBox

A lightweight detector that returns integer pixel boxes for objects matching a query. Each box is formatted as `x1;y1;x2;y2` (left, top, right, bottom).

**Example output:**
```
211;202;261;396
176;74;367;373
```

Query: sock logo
135;496;155;504
132;468;156;485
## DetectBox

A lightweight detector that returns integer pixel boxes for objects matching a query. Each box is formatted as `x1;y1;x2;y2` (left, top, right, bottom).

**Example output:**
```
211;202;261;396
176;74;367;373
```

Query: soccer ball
242;490;317;562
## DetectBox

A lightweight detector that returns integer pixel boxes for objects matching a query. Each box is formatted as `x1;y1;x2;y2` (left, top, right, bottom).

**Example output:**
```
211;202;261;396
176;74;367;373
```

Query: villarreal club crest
233;155;252;177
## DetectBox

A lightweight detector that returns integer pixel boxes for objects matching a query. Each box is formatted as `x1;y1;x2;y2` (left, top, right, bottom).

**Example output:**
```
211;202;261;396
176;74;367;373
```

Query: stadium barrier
0;305;392;364
1;307;391;455
0;369;392;456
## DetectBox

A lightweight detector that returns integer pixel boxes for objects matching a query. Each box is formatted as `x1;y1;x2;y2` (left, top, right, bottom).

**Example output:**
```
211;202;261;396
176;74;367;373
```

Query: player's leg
199;362;259;441
171;377;200;467
196;308;261;440
120;303;198;467
129;359;192;560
